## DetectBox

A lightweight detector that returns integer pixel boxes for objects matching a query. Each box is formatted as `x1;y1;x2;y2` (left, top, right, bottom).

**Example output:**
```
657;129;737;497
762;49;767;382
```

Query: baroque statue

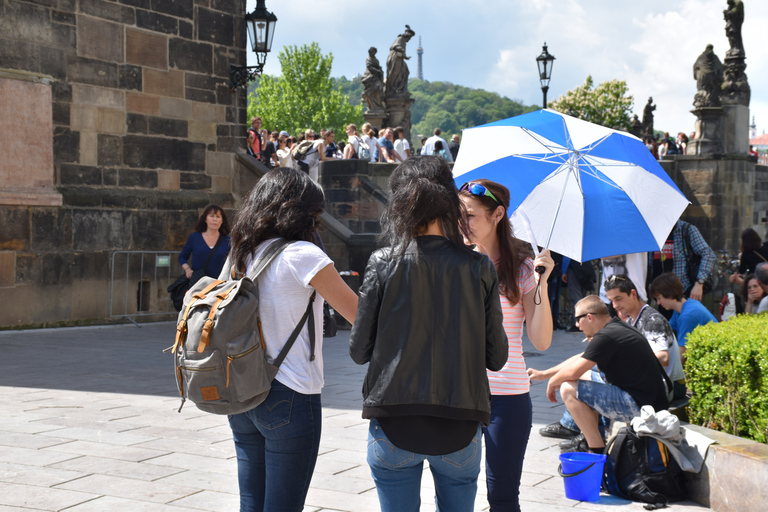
693;44;724;108
384;24;415;97
361;47;385;113
724;0;745;58
641;97;656;137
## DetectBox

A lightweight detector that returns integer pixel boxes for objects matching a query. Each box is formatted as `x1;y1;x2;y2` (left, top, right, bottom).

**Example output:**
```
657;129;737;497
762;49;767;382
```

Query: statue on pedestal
385;25;415;97
693;45;724;108
641;97;656;138
724;0;745;58
721;0;750;106
361;47;385;113
630;114;642;138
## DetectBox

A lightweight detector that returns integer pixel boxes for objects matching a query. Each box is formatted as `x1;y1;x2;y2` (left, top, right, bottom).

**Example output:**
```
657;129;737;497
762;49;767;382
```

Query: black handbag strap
200;234;225;273
245;238;318;365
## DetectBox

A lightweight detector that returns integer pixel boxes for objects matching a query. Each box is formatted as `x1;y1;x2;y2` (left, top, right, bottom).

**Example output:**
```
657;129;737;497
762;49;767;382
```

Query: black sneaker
559;434;589;453
539;422;580;439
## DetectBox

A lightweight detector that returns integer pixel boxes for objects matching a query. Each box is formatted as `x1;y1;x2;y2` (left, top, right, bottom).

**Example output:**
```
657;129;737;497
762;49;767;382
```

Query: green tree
247;43;363;137
548;76;634;132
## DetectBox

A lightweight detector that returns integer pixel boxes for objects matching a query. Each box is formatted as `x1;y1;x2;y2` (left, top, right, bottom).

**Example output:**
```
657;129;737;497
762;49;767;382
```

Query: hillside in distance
333;76;538;138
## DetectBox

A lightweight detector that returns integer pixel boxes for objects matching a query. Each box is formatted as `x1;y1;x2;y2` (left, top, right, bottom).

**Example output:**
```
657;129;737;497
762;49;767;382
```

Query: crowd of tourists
180;116;768;512
246;116;463;178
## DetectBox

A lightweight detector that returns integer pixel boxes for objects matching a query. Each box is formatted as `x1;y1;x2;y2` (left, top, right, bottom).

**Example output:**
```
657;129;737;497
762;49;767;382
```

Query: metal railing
109;251;180;326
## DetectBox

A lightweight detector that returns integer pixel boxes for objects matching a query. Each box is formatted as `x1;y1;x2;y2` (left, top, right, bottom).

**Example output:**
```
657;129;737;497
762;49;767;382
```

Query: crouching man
544;296;671;453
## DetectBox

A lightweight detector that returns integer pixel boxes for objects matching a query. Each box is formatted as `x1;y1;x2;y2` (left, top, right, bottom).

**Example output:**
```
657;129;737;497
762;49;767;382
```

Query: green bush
686;313;768;443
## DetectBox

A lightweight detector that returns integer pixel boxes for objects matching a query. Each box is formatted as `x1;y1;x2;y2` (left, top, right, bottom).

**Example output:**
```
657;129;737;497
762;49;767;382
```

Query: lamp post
229;0;278;90
536;43;555;108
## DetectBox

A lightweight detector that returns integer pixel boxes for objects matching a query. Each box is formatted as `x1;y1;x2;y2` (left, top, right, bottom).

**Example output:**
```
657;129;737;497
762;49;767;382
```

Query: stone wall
659;155;760;253
0;0;250;327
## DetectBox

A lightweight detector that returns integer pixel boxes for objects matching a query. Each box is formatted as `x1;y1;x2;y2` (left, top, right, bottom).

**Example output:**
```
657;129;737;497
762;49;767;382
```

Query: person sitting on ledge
536;295;671;453
649;272;718;364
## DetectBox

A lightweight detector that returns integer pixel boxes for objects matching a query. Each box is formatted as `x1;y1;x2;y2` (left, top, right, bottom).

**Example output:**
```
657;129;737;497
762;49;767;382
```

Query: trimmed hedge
686;313;768;443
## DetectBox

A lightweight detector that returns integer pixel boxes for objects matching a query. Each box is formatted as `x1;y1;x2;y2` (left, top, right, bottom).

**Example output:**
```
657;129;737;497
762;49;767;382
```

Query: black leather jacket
349;236;508;424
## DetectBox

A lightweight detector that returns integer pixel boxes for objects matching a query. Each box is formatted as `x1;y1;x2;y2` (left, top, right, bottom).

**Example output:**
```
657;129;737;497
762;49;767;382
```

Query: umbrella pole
544;168;573;250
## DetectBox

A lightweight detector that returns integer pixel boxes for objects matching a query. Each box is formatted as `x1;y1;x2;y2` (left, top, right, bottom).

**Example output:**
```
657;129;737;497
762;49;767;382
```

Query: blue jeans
228;380;322;512
577;380;641;423
367;418;482;512
560;368;610;435
483;393;532;512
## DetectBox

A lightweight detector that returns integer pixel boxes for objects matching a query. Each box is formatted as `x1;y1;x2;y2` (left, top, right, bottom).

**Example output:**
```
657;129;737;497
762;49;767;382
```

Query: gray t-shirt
632;305;685;382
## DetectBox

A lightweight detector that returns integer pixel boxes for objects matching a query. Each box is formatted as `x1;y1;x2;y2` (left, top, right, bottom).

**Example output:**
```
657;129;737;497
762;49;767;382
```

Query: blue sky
246;0;768;138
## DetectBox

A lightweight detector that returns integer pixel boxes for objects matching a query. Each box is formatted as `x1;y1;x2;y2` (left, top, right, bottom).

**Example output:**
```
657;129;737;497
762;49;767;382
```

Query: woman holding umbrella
459;179;554;512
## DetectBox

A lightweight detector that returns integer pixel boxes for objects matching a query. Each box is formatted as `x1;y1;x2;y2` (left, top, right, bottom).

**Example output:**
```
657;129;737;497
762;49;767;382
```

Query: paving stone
63;496;203;512
49;455;185;481
41;440;169;462
0;482;97;510
56;473;198;504
166;490;238;511
0;461;86;487
141;452;235;476
0;446;80;467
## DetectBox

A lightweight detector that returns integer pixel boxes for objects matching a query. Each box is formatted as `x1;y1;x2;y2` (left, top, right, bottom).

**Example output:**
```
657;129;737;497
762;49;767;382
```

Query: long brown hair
459;179;528;305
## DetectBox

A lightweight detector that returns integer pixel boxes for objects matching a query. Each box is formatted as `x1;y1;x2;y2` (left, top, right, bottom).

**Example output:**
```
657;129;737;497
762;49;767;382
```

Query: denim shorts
576;380;641;423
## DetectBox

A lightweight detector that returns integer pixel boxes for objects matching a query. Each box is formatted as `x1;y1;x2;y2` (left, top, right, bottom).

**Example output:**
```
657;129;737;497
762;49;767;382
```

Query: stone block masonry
0;0;251;327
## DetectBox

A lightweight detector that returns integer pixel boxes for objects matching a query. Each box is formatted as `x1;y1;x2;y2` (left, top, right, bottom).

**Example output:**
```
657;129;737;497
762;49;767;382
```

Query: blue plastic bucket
558;452;606;502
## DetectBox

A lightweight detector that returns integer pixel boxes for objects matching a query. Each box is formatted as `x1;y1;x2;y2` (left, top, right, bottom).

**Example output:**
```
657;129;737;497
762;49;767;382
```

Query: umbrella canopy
453;109;690;262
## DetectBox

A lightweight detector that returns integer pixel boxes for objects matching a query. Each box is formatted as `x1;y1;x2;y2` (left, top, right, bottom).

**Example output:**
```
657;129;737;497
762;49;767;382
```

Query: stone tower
417;37;423;80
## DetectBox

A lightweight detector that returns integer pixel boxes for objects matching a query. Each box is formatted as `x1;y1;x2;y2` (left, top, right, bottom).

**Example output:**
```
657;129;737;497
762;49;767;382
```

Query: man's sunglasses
460;182;500;205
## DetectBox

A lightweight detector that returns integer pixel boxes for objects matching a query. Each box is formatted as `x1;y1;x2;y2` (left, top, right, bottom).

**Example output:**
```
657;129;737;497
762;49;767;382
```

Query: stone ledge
0;188;63;207
683;423;767;512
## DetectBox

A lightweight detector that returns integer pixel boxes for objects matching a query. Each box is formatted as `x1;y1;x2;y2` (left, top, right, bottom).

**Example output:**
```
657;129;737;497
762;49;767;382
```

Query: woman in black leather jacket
350;156;508;512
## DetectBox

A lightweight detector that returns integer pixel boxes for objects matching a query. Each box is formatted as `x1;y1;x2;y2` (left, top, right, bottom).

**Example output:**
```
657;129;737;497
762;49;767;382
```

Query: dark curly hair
229;167;324;270
194;204;231;235
741;228;762;253
380;156;468;256
459;179;529;305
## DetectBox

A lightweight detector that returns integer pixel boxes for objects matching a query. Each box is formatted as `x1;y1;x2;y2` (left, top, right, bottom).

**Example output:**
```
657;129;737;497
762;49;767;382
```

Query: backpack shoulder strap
246;238;295;281
273;291;317;368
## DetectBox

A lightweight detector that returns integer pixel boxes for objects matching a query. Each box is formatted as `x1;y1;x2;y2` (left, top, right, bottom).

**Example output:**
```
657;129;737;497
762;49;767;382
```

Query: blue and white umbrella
453;109;690;262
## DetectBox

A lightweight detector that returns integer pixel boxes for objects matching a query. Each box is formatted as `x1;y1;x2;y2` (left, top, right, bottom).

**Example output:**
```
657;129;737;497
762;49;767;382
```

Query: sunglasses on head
460;182;500;205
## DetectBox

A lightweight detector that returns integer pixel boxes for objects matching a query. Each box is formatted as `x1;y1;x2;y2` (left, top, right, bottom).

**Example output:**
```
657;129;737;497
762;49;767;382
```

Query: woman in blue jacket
179;204;231;281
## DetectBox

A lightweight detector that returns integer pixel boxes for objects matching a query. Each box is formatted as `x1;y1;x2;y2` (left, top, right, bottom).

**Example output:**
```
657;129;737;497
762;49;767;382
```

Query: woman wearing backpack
227;167;359;512
343;123;368;160
350;156;509;512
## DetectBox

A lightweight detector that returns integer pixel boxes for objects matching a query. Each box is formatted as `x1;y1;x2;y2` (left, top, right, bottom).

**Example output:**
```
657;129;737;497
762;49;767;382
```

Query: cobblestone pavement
0;322;710;511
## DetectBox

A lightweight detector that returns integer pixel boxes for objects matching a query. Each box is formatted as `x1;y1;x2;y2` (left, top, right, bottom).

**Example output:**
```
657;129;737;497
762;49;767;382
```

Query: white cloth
362;135;378;162
347;136;360;156
306;140;323;182
423;135;453;162
630;405;715;473
245;239;333;395
758;295;768;313
599;252;648;302
393;138;410;161
277;147;293;168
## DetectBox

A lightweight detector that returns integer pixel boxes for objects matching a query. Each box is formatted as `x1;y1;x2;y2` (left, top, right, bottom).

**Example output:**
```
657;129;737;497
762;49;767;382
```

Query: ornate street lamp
536;43;555;108
229;0;278;90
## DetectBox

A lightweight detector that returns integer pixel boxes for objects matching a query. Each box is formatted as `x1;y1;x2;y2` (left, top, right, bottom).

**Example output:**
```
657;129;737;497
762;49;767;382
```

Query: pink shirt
488;258;535;395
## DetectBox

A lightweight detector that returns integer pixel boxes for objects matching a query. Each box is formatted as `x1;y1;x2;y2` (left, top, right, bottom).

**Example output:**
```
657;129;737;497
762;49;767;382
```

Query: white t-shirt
277;147;293;168
347;136;361;157
393;138;410;161
758;294;768;313
362;134;378;162
245;239;333;395
306;140;323;182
